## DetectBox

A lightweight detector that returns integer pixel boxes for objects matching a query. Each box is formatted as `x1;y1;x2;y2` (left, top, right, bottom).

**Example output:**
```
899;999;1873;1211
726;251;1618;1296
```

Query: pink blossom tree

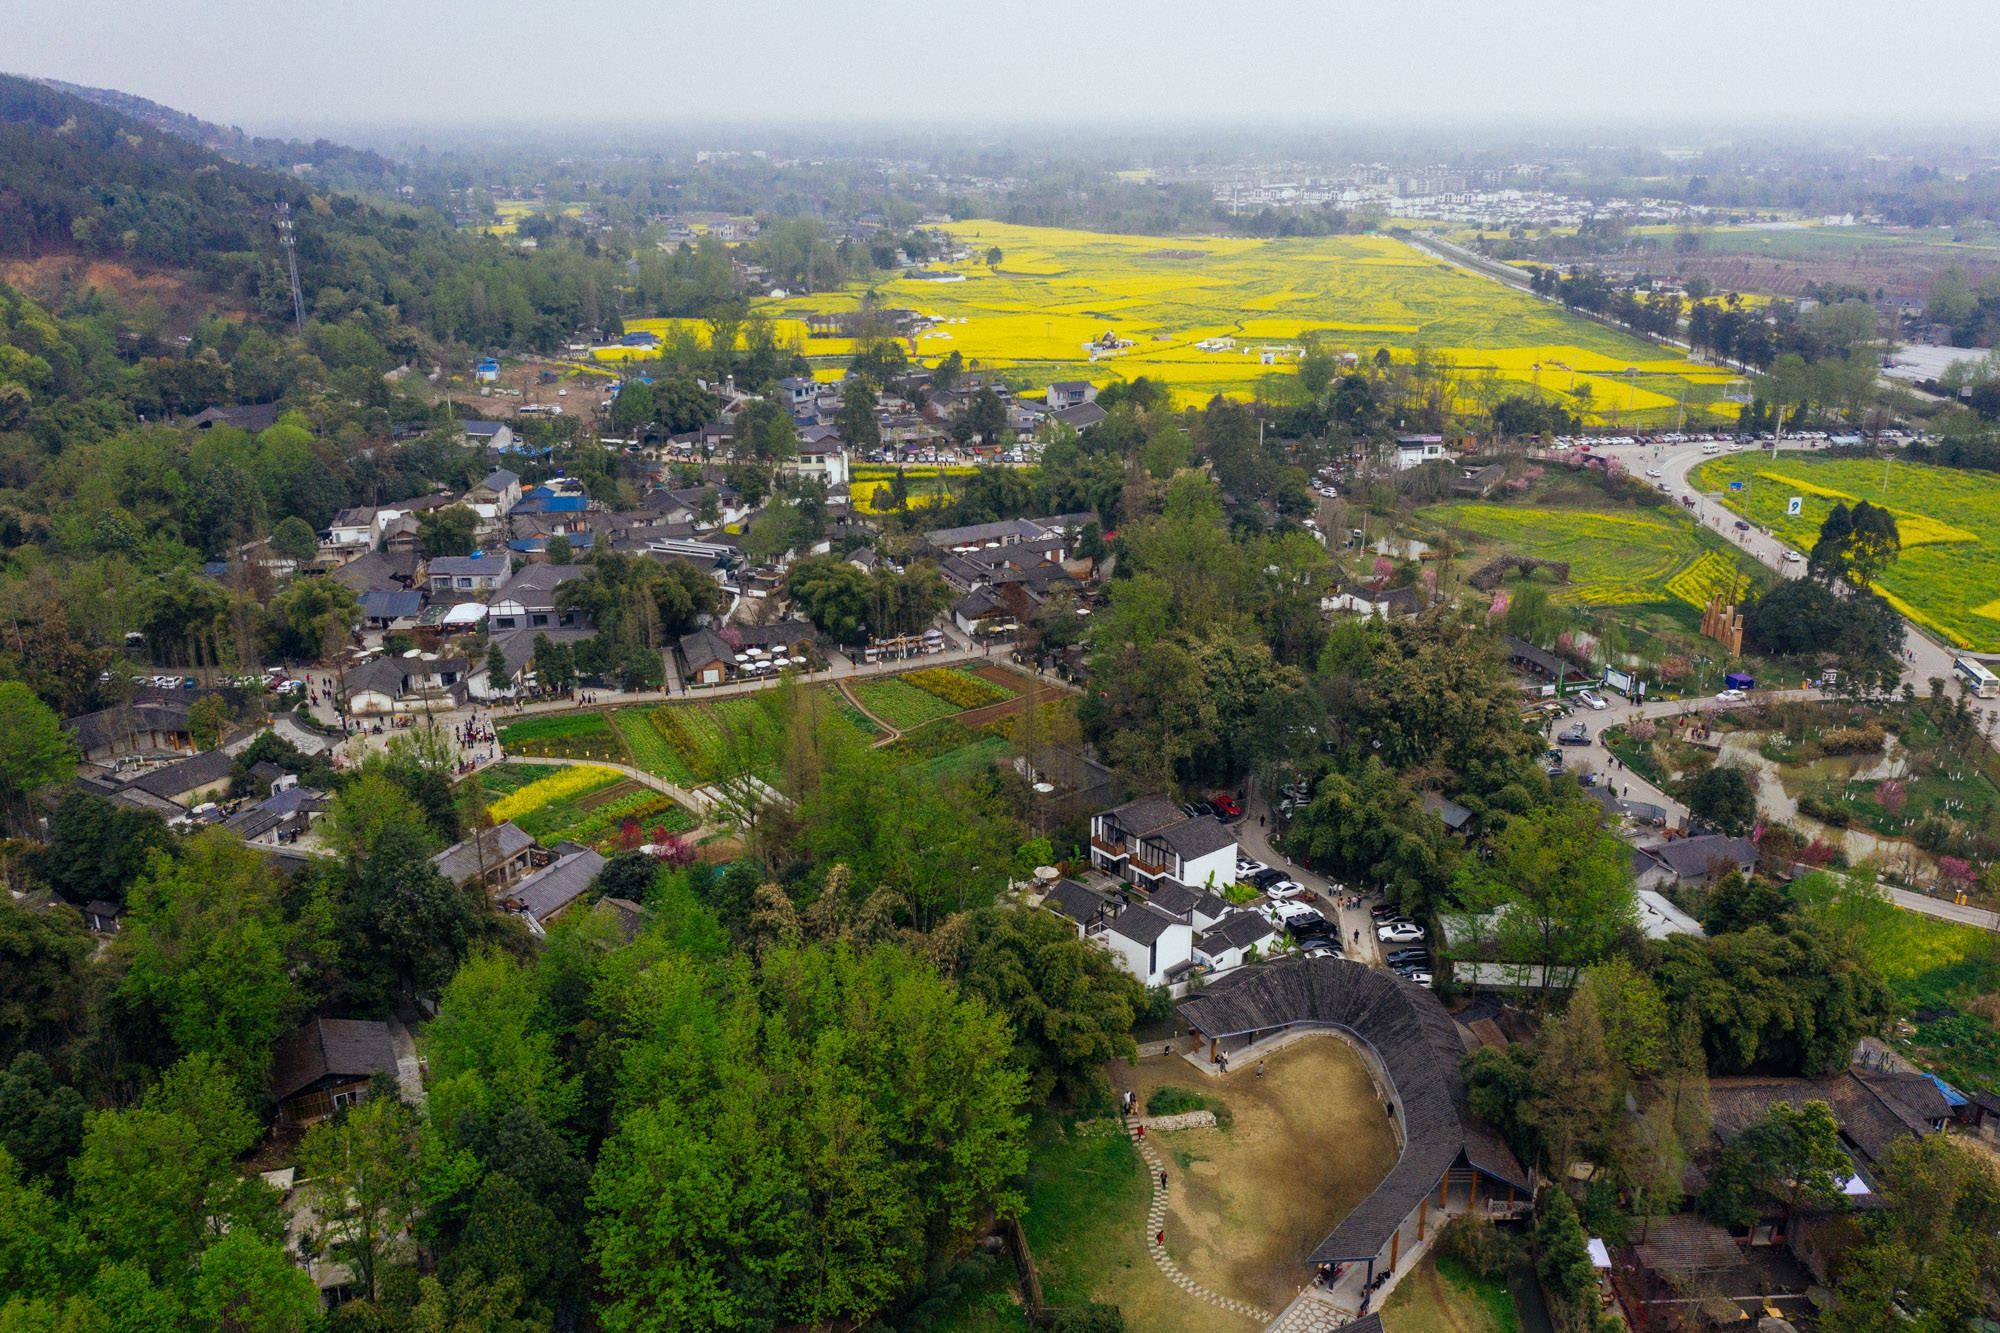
1874;778;1908;815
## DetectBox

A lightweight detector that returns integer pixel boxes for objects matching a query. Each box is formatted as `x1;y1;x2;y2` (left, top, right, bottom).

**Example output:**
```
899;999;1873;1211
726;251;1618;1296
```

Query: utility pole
276;202;306;335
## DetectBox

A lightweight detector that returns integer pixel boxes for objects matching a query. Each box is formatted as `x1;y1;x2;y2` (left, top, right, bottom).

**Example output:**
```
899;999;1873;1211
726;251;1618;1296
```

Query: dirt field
1111;1035;1398;1316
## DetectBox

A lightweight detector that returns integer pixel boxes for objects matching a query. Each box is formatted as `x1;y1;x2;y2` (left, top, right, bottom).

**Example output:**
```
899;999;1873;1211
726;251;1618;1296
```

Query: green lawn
1382;1254;1519;1333
1017;1119;1199;1331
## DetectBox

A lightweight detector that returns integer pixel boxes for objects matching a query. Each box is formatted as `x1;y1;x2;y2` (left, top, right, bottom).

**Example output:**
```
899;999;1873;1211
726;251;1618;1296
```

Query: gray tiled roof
269;1018;396;1101
1107;903;1181;946
1155;814;1234;861
126;748;234;800
430;822;534;887
1103;795;1185;838
1641;835;1757;879
1177;958;1528;1265
507;848;607;924
1197;910;1276;953
1045;878;1112;925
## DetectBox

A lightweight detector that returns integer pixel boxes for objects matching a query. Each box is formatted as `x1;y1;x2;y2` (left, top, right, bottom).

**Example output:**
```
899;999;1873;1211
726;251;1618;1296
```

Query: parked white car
1715;688;1747;702
1265;880;1310;902
1236;858;1270;880
1576;690;1608;711
1377;920;1426;943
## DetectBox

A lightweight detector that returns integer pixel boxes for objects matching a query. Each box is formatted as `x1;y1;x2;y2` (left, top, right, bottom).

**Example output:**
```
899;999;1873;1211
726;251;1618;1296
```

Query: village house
1632;834;1759;891
269;1017;399;1126
1089;795;1239;893
118;748;236;811
430;822;536;893
1040;878;1117;938
487;563;590;633
64;699;197;763
460;419;516;453
1045;380;1097;409
1101;901;1195;987
464;467;523;513
329;549;419;596
675;620;818;687
1193;910;1279;972
787;431;852;487
341;653;471;715
1393;434;1451;470
470;625;595;699
221;779;330;847
497;845;608;936
425;550;511;594
359;588;424;631
186;402;282;432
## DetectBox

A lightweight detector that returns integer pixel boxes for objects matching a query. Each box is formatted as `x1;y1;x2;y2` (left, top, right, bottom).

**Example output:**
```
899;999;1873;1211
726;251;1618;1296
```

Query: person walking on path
1159;1169;1168;1189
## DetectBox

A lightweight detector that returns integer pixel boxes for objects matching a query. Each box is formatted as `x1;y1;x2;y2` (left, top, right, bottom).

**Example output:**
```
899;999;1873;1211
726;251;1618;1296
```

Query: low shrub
1822;722;1888;756
1143;1084;1231;1129
903;666;1011;709
1145;1086;1206;1117
1438;1212;1518;1279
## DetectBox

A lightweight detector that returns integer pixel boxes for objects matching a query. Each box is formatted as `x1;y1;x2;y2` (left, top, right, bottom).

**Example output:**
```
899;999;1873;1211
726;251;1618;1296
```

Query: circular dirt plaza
1114;1034;1396;1316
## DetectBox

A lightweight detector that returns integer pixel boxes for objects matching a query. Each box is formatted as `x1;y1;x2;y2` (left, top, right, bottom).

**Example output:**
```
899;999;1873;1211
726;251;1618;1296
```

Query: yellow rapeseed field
606;220;1736;422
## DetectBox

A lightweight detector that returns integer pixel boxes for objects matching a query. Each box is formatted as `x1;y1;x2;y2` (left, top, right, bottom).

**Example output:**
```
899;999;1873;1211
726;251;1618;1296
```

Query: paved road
1237;782;1384;966
1606;440;1999;742
1886;886;2000;931
1549;688;1823;828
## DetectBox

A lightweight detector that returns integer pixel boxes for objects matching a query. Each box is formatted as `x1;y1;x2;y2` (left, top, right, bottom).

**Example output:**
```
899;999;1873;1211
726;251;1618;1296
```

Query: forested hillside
0;73;630;351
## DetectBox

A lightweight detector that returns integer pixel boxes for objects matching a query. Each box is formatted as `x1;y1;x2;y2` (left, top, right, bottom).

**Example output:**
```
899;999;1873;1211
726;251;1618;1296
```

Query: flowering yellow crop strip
488;764;623;823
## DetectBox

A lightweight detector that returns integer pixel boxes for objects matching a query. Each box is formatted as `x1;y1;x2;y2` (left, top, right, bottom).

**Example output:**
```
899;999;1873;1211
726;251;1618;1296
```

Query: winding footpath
1122;1112;1269;1325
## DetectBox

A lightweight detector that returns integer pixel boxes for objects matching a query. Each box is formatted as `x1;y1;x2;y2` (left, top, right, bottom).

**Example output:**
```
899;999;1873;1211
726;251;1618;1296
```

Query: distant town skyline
10;0;2000;134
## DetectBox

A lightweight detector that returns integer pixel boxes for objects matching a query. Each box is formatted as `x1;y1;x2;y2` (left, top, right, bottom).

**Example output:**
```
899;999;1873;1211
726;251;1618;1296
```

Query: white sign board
1787;496;1803;516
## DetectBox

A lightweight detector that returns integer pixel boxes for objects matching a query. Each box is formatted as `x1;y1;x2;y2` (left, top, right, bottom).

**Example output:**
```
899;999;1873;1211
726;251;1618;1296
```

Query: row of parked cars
1372;905;1432;985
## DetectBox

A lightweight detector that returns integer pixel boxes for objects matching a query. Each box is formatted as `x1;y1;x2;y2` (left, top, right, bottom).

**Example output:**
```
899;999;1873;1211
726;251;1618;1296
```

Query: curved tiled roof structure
1176;957;1528;1266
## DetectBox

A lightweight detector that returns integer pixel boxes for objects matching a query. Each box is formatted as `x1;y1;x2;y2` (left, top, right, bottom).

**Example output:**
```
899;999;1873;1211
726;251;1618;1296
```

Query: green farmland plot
497;711;627;763
1425;501;1765;609
851;678;963;730
1692;453;2000;651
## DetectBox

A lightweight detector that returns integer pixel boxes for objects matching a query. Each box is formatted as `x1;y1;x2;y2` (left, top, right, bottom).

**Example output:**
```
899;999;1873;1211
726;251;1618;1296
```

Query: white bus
1955;655;1999;699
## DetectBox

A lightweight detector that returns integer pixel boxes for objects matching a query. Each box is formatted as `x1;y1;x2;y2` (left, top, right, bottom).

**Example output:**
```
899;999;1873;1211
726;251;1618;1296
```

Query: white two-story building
1089;796;1239;894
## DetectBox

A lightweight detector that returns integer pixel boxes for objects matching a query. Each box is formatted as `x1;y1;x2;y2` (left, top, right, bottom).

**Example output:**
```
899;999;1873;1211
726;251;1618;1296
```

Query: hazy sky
10;0;2000;133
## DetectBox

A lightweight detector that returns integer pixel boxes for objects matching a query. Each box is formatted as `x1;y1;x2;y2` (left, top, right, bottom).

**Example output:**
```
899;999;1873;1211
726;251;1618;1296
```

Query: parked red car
1210;793;1242;820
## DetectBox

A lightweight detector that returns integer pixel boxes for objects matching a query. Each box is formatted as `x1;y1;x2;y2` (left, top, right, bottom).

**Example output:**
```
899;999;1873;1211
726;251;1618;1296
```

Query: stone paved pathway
1124;1114;1269;1325
1263;1283;1357;1333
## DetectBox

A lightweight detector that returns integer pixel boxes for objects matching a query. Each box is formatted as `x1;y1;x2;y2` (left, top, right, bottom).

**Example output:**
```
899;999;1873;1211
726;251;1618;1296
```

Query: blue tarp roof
1926;1072;1969;1107
507;532;594;553
513;495;587;514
